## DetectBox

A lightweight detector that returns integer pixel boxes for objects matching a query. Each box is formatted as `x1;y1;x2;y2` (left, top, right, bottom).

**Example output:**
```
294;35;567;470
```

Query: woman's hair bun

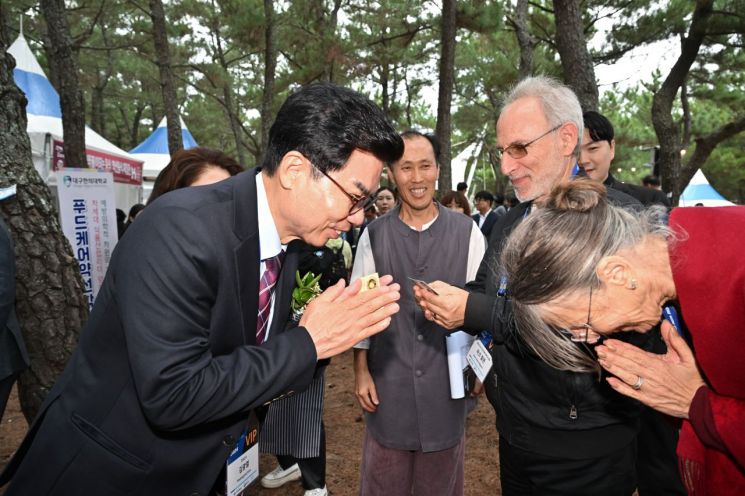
547;178;607;212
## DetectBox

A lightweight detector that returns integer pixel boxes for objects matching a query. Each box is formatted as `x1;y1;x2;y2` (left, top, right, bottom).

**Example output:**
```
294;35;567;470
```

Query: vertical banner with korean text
56;169;118;309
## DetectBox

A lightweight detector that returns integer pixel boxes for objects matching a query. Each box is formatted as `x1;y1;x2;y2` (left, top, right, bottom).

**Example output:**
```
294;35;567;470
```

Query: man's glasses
497;124;562;160
311;163;373;216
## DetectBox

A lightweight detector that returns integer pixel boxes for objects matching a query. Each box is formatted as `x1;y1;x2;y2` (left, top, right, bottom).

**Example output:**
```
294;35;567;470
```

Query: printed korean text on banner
57;169;118;309
53;139;143;185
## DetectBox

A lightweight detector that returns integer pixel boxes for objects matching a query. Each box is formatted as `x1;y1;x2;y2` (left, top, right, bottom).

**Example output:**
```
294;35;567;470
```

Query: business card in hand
408;277;439;295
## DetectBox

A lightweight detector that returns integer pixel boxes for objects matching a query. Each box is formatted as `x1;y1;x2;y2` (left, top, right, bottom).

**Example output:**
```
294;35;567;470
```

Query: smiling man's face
388;136;439;213
497;97;576;204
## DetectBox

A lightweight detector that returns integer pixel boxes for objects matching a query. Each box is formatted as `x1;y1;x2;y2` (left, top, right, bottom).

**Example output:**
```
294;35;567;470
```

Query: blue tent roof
13;68;62;118
679;170;734;207
681;184;729;203
8;34;61;118
130;117;198;154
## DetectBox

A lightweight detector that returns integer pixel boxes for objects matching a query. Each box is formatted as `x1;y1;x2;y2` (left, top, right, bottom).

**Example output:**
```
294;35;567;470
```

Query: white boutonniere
291;271;322;322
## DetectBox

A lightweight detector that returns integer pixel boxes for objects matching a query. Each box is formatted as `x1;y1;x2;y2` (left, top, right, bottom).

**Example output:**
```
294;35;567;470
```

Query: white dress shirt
256;172;287;341
477;212;488;228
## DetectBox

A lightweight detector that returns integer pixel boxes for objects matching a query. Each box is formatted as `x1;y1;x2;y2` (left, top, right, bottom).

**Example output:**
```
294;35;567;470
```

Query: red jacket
670;206;745;495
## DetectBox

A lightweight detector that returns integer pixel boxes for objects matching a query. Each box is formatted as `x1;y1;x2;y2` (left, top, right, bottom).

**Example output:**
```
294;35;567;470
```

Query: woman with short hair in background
148;147;243;204
440;190;471;217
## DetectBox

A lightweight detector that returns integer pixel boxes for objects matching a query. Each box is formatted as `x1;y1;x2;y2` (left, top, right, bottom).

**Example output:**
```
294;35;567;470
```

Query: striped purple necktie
256;253;284;344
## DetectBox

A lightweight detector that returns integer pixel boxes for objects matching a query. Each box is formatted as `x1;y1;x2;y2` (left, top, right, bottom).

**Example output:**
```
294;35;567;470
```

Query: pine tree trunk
652;0;713;204
40;0;87;167
404;68;414;129
381;62;390;116
322;0;343;83
149;0;182;154
435;0;456;194
553;0;599;111
515;0;534;79
1;12;88;422
90;32;113;136
132;104;144;149
91;86;105;135
260;0;276;162
207;0;247;167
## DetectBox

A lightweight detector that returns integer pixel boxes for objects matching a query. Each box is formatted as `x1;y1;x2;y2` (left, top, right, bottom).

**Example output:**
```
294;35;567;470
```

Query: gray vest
365;204;471;452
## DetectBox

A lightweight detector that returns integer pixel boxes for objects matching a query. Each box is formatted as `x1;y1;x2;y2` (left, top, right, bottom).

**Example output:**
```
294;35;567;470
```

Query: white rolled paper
445;331;475;399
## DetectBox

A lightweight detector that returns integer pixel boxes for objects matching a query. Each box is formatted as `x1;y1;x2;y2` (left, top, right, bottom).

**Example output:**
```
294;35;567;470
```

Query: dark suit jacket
605;174;670;207
0;217;29;381
0;170;318;495
472;210;499;238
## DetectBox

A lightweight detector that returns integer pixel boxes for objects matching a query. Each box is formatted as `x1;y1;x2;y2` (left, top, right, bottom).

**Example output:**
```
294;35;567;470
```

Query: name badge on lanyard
466;338;493;383
226;412;260;495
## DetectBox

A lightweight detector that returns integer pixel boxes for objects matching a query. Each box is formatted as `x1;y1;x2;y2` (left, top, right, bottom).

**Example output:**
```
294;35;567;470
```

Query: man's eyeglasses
311;163;373;216
497;124;562;160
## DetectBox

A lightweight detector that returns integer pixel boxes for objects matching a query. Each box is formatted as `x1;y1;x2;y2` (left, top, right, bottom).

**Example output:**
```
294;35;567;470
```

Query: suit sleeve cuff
463;292;495;333
280;326;318;393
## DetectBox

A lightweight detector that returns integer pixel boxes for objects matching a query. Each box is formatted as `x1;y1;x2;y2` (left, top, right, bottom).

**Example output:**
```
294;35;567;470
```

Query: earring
630;278;637;290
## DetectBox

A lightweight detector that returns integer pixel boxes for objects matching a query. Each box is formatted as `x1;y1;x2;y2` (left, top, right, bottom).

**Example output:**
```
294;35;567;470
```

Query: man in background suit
580;111;670;207
471;190;498;238
0;216;29;418
0;83;403;496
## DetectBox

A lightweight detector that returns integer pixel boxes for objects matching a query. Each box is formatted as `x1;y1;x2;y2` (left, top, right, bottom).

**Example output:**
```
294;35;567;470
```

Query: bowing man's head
261;83;403;247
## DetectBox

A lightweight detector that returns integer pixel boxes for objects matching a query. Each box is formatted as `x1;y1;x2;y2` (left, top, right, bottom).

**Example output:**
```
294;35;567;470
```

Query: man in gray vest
352;131;486;496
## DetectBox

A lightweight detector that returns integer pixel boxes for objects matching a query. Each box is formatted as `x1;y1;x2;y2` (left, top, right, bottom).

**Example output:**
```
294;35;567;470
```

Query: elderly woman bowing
498;179;744;496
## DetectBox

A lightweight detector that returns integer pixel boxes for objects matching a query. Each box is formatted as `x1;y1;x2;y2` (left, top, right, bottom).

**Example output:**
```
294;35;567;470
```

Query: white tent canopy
8;33;143;212
679;169;735;207
129;117;199;202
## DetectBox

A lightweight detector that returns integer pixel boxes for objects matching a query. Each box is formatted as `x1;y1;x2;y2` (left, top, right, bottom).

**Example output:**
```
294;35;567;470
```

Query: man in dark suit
580;111;670;207
0;216;29;418
471;190;498;238
0;83;403;496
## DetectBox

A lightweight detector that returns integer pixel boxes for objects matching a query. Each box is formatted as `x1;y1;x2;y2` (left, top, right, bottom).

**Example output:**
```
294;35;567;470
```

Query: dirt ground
1;350;501;495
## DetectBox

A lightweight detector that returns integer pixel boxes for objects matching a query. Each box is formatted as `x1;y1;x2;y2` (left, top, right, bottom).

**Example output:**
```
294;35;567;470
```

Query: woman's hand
412;281;468;330
596;321;706;418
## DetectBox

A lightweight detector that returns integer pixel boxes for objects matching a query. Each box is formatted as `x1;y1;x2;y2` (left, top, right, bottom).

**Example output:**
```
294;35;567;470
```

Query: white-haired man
415;77;650;495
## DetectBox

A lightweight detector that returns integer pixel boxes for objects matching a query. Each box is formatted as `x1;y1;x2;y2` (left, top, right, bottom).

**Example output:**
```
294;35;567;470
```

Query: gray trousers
359;429;465;496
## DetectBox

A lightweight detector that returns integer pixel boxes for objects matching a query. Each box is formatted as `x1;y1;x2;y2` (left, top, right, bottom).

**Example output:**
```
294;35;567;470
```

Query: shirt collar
404;207;438;231
255;171;285;260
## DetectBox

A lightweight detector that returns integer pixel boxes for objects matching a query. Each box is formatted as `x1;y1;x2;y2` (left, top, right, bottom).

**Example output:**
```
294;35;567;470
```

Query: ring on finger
632;375;644;390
